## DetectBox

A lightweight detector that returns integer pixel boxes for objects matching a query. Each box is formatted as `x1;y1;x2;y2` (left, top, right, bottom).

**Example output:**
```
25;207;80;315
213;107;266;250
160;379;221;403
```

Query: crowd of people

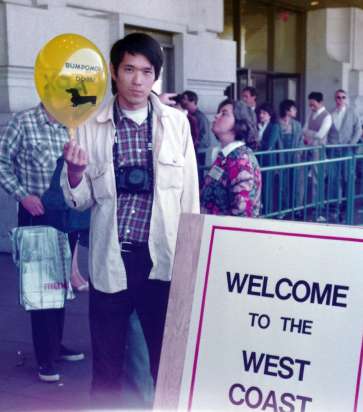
165;85;361;221
0;31;361;409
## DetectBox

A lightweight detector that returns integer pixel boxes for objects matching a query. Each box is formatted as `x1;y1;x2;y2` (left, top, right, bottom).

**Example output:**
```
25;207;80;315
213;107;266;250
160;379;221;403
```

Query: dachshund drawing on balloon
66;88;97;107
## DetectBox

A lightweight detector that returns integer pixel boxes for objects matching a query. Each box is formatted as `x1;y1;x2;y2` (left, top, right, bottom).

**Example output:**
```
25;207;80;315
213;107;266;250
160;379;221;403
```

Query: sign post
155;214;363;412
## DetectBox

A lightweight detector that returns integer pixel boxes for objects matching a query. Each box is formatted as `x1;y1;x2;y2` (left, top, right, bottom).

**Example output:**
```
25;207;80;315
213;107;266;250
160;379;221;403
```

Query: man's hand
63;140;88;188
20;195;45;216
303;130;313;145
159;93;177;106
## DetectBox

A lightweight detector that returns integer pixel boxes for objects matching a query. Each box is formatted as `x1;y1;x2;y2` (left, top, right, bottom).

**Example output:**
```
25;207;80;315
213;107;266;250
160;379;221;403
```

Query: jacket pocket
89;163;115;204
157;152;185;190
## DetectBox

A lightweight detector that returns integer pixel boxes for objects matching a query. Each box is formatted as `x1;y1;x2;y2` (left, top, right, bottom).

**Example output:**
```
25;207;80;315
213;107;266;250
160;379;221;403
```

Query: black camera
115;166;153;194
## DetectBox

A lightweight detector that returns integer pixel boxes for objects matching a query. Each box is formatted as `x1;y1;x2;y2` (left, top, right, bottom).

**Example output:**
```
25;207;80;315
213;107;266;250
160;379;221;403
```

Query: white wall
0;0;235;251
306;7;363;116
306;9;345;112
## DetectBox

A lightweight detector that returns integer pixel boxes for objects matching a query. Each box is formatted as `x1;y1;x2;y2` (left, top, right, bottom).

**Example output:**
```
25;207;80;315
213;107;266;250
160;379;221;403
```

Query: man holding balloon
0;33;113;384
61;32;199;402
0;104;86;383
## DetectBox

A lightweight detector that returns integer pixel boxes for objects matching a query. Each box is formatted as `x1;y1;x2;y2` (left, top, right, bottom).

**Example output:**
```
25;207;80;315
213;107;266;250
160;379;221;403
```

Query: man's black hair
110;32;164;95
182;90;199;104
308;91;324;103
242;86;257;97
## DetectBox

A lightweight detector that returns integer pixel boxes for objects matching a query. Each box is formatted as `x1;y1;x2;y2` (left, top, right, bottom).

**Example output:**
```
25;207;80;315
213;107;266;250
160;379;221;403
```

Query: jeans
89;242;170;396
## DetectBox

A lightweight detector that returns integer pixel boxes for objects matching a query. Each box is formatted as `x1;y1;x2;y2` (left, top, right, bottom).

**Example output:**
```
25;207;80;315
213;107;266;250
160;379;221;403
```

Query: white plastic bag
10;226;74;310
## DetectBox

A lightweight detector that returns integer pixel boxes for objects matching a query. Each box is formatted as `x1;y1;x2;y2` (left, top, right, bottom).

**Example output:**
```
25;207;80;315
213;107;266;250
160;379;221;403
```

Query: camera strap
113;99;154;185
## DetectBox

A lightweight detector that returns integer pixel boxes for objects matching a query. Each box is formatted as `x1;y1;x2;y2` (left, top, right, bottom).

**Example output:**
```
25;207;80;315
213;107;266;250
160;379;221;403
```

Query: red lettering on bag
44;282;67;290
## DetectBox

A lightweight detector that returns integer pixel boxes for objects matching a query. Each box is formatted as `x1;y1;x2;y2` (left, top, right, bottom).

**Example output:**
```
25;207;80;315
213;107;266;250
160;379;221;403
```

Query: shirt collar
258;121;269;132
313;106;326;117
221;140;244;157
34;103;66;129
333;105;347;114
34;103;52;125
96;92;170;125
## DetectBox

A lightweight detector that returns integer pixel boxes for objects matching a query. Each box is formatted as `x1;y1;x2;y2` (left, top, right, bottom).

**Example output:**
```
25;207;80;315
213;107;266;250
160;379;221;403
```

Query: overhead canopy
254;0;363;11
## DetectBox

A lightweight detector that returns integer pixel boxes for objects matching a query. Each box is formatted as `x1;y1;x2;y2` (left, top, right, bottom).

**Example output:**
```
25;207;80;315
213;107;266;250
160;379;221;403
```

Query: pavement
0;249;146;412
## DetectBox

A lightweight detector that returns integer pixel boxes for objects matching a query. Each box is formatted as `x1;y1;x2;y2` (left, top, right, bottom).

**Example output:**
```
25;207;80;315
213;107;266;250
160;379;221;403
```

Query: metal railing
255;144;363;224
200;144;363;225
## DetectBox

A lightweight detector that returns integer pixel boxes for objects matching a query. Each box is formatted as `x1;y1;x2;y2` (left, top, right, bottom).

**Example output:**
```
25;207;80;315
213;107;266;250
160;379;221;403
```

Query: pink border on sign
187;225;363;411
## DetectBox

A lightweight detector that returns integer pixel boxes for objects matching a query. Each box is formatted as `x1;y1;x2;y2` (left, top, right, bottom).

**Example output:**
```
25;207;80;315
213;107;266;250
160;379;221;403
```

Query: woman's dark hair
256;102;276;123
217;99;259;150
110;32;164;95
279;99;296;118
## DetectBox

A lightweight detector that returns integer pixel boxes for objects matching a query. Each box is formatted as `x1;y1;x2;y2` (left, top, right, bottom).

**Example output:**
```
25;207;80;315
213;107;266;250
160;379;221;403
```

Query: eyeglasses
336;95;346;100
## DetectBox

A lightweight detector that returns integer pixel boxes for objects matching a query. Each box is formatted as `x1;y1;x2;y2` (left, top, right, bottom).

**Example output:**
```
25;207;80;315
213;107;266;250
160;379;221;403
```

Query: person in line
302;91;332;207
278;99;304;214
61;33;199;404
241;86;258;124
201;99;261;217
0;104;85;383
327;89;361;222
255;103;280;214
181;90;210;184
279;99;303;152
257;103;280;155
171;94;199;148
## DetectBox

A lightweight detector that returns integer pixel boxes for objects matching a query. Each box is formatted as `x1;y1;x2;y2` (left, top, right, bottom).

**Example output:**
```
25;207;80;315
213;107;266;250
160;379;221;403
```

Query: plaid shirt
114;106;153;243
0;104;69;201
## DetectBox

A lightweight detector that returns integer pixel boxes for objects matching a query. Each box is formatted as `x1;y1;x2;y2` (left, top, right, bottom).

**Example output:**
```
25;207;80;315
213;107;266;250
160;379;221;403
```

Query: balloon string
68;128;76;141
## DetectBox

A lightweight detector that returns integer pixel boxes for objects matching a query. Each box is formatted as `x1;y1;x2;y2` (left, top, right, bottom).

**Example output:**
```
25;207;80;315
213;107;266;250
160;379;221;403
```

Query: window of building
240;1;269;71
220;1;305;116
274;8;298;73
220;0;304;73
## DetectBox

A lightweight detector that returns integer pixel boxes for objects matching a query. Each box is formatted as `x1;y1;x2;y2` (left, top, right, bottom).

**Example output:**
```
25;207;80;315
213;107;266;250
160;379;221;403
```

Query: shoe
328;212;340;223
59;345;85;362
38;365;60;382
75;281;89;292
294;211;304;221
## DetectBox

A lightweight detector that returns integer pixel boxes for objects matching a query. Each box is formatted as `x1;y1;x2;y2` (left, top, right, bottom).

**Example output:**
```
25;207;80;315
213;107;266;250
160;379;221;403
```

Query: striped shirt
114;105;153;243
0;104;69;201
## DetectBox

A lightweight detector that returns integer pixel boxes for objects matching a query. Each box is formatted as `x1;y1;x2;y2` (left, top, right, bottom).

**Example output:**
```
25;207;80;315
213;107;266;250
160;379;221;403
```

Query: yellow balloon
34;33;108;129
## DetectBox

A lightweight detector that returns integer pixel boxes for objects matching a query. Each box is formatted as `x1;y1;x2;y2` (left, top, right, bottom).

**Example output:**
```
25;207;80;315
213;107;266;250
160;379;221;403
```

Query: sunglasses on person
336;95;346;100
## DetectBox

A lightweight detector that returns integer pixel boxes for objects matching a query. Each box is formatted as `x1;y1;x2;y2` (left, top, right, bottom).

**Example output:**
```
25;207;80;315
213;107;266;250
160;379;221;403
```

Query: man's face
241;90;256;108
181;95;195;112
111;52;156;110
335;92;347;109
308;99;322;112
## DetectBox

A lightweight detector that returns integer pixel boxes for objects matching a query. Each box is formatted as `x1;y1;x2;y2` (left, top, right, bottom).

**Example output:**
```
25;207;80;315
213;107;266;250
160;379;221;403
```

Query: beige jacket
61;94;200;293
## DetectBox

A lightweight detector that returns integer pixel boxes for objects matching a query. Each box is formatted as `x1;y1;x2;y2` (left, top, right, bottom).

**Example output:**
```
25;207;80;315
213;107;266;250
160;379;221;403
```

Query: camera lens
129;169;145;185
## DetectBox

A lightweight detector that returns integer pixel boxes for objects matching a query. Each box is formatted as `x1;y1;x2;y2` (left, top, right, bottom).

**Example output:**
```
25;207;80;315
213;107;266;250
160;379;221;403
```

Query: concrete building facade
1;0;363;251
0;0;235;251
306;7;363;118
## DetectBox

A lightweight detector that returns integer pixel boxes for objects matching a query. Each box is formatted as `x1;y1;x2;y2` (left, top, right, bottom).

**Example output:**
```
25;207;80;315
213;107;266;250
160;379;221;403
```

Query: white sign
176;216;363;412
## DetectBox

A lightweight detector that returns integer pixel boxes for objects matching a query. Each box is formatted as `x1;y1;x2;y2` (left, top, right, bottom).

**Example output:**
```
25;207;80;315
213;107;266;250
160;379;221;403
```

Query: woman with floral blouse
201;99;261;217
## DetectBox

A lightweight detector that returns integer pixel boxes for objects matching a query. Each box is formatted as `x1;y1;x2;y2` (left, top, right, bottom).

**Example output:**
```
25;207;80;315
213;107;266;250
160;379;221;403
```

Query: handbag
41;156;90;233
10;225;75;311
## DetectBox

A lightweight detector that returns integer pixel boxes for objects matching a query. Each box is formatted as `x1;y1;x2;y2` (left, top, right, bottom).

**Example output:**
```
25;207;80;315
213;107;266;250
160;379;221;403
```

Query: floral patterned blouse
201;141;261;217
